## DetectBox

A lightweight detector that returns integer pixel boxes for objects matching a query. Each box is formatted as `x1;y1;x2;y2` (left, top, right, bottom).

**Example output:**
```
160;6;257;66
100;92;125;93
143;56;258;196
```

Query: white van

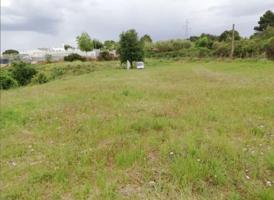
136;62;144;69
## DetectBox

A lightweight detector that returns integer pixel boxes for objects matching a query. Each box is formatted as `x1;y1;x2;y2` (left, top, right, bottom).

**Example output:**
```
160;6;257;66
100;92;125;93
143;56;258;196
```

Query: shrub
212;42;230;57
10;61;37;86
197;47;211;57
195;36;211;48
98;51;113;61
266;37;274;60
0;70;18;89
154;39;192;52
31;72;48;84
50;67;64;79
64;53;85;62
45;54;53;63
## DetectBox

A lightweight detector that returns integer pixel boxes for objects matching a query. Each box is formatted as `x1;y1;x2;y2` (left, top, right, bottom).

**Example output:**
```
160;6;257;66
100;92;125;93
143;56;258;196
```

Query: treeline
144;10;274;59
144;27;273;59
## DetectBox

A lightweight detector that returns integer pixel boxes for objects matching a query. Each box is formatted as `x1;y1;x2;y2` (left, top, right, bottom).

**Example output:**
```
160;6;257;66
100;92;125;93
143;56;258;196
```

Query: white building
19;47;101;63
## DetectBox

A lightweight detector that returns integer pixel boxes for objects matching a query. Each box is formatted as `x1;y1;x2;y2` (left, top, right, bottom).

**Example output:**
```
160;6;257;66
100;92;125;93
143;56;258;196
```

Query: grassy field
1;59;274;199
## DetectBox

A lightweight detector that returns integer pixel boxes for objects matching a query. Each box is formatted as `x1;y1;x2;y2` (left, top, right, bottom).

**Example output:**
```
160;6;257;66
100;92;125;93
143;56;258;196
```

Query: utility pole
230;24;235;59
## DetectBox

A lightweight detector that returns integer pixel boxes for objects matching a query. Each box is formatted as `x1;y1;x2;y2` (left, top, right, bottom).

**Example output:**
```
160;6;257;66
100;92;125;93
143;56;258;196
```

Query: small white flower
246;175;250;180
149;181;156;186
169;152;174;155
266;181;272;187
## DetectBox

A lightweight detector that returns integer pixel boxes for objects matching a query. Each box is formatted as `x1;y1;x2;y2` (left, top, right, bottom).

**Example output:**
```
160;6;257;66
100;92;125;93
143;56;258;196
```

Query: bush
31;72;48;84
154;39;192;52
212;42;230;57
64;53;85;62
10;61;37;86
45;54;53;63
0;70;18;89
98;51;113;61
195;36;212;49
266;37;274;60
50;67;64;79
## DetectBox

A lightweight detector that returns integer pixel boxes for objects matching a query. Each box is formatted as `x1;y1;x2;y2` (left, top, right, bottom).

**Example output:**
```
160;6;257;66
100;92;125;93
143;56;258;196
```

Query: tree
254;10;274;32
93;39;104;49
117;29;144;66
64;44;73;50
195;36;210;48
140;34;153;44
219;30;241;42
2;49;19;55
104;40;117;50
76;32;93;54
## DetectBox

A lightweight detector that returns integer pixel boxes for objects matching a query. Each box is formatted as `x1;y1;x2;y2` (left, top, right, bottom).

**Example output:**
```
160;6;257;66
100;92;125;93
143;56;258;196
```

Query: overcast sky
1;0;273;51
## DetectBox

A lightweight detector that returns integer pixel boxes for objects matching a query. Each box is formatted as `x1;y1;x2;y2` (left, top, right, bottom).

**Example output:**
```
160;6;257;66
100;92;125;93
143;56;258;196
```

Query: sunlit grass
1;59;274;199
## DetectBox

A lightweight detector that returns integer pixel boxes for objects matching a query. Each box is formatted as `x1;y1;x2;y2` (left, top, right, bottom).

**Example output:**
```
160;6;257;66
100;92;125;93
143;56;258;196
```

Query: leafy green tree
93;39;104;49
76;32;93;54
2;49;19;55
64;44;73;50
104;40;117;50
117;29;144;66
254;10;274;32
219;30;241;42
10;61;37;86
195;36;210;48
140;34;153;44
200;33;219;42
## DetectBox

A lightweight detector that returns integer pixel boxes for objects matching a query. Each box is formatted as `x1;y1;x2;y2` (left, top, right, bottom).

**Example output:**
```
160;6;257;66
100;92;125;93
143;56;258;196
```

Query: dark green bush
64;53;85;62
266;37;274;60
0;70;18;89
98;51;113;61
10;61;37;86
31;72;48;84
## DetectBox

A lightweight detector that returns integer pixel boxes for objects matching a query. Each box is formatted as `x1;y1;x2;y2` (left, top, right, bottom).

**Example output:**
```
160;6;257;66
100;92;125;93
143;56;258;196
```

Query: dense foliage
64;53;85;62
76;32;93;53
103;40;117;50
118;29;144;65
98;51;114;61
31;72;49;84
266;37;274;60
254;10;274;32
93;39;104;49
2;49;19;55
0;70;18;89
10;61;37;86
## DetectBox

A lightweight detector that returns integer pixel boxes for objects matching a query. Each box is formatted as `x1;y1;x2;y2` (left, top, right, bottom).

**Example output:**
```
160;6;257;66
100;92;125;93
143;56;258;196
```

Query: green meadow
1;59;274;199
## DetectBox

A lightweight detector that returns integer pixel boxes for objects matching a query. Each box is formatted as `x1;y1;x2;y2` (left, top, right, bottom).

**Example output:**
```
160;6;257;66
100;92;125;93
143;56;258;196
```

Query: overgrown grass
1;59;274;199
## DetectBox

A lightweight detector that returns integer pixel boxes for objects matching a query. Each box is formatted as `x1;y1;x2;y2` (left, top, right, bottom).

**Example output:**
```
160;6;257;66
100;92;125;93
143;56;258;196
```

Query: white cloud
1;0;273;50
